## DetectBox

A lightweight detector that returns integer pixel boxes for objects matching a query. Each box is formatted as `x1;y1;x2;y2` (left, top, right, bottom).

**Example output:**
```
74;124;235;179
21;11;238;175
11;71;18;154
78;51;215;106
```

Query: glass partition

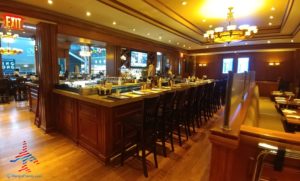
223;71;256;128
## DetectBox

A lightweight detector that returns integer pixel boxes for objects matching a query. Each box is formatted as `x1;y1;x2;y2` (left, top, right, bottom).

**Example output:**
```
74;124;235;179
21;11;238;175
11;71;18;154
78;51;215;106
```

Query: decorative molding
97;0;204;44
188;43;300;55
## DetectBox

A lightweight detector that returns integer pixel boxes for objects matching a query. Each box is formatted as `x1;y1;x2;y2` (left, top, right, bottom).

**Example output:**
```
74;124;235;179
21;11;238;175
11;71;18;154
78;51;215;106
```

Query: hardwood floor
0;101;215;181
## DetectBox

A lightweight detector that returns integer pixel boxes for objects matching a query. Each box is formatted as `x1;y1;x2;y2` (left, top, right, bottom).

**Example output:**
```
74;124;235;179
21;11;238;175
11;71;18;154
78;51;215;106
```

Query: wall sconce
180;52;184;58
199;63;207;67
268;62;280;66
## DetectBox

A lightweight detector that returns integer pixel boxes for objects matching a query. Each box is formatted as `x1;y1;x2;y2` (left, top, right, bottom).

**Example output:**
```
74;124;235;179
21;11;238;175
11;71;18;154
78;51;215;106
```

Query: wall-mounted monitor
130;51;147;68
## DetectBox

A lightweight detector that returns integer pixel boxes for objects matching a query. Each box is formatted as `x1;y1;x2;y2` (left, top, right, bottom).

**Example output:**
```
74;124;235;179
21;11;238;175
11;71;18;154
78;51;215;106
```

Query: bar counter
53;82;208;164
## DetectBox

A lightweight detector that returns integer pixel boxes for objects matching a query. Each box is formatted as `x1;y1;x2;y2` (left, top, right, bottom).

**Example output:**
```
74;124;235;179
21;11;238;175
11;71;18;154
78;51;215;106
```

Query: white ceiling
10;0;300;50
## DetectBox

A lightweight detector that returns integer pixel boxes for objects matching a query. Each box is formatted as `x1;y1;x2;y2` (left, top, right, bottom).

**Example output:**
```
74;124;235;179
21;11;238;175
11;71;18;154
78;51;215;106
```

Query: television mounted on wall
130;50;148;68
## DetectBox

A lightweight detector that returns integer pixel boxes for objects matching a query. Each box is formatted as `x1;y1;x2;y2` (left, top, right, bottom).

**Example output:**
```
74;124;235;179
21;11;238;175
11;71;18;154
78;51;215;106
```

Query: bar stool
173;89;189;146
156;91;176;157
121;95;160;177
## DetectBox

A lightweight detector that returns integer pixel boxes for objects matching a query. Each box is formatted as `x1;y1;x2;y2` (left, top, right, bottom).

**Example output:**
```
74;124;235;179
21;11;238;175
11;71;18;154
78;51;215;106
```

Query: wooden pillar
36;22;58;132
294;49;300;95
106;45;118;76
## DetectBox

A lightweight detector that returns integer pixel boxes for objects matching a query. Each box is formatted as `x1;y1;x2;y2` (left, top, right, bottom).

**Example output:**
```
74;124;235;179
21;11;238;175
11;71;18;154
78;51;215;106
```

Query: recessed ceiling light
133;28;136;31
291;39;294;43
202;19;206;23
269;15;274;19
268;22;272;26
271;7;275;11
183;44;186;47
168;40;171;43
209;25;213;28
112;21;116;25
181;1;187;6
206;46;209;48
147;33;150;36
48;0;53;5
176;42;179;45
158;36;162;40
188;47;191;49
267;40;271;44
86;11;91;16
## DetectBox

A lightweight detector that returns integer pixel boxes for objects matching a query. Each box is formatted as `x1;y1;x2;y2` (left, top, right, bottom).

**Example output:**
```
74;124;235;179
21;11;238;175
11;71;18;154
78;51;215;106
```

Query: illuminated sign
3;14;24;30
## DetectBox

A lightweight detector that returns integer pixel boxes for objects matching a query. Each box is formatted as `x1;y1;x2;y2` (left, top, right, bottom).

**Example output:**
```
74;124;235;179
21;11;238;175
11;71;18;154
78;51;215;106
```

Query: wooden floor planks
0;102;215;181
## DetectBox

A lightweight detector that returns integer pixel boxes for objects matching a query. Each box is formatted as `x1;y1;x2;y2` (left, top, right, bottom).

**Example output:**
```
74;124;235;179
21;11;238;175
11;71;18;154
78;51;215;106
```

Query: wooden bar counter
53;81;208;164
53;87;177;164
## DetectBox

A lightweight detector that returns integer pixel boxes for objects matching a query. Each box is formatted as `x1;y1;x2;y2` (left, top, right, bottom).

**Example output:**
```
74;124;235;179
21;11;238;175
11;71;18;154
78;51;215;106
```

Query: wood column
36;22;58;132
106;45;118;76
294;49;300;95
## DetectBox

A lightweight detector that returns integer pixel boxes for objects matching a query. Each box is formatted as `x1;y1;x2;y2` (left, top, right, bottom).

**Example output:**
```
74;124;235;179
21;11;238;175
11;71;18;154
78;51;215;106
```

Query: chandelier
0;47;23;55
0;31;19;43
0;31;23;55
203;7;258;43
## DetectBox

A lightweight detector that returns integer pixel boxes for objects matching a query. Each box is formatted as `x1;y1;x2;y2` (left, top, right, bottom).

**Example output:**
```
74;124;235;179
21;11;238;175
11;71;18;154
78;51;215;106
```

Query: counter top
53;81;211;108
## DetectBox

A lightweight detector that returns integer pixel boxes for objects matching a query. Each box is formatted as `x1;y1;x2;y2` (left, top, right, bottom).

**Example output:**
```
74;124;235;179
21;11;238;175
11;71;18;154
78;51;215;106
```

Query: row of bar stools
120;80;227;177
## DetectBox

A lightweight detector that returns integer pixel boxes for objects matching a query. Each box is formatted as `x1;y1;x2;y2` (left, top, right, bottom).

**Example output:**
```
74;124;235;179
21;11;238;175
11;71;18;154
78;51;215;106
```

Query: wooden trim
280;0;295;29
143;0;205;34
240;125;300;146
188;43;300;55
0;0;182;53
97;0;204;45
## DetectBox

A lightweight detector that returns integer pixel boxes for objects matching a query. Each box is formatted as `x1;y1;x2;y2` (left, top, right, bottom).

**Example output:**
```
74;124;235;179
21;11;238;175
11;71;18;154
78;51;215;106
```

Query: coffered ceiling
11;0;300;50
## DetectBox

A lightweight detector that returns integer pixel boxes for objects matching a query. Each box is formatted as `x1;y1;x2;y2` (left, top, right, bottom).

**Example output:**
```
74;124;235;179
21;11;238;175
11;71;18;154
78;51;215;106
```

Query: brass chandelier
203;7;258;43
0;31;23;55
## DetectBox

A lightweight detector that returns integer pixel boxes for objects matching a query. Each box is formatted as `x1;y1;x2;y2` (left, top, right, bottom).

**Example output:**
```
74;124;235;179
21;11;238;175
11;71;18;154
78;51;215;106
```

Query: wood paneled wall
195;51;297;83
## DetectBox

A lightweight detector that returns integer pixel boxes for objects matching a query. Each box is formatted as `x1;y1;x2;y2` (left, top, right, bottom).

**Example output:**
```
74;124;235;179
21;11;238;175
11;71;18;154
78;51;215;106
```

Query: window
90;47;106;75
1;37;36;75
222;58;233;74
68;44;106;75
237;57;249;73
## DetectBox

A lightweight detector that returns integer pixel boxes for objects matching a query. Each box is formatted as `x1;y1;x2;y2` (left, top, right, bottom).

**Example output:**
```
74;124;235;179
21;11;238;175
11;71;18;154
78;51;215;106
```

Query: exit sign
3;14;24;30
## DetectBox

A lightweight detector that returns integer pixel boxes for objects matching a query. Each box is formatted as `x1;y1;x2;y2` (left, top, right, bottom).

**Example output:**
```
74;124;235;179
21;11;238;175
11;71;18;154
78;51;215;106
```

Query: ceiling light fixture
181;1;187;6
132;28;136;31
86;11;91;16
204;7;258;44
267;40;271;44
271;7;275;11
291;39;294;43
269;15;274;19
268;22;272;26
0;32;23;55
112;21;116;25
48;0;53;5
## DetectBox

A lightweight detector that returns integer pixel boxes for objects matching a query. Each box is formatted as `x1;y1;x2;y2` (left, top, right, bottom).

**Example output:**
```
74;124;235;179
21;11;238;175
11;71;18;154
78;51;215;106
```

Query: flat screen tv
130;51;147;68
